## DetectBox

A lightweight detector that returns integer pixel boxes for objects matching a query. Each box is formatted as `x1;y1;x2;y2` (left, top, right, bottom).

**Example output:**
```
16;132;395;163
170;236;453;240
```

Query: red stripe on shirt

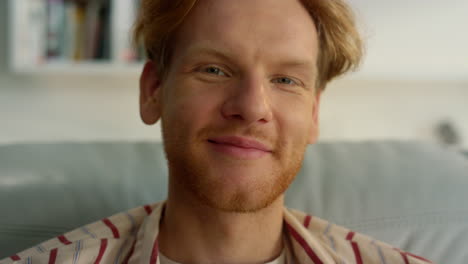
406;252;433;263
122;239;137;264
346;231;355;241
399;251;410;264
58;235;72;245
10;255;20;261
144;205;153;215
303;215;312;228
48;248;58;264
94;239;108;264
351;242;363;264
149;236;159;264
102;218;120;238
346;232;362;264
285;222;324;264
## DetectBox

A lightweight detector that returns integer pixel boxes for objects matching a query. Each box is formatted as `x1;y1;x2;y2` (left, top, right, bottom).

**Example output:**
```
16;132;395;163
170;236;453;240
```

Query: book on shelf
12;0;47;68
11;0;144;69
113;0;144;63
46;0;64;59
133;0;145;61
47;0;111;62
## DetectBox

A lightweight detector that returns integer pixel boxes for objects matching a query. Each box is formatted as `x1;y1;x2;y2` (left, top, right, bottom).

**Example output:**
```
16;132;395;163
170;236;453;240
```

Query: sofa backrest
0;141;467;263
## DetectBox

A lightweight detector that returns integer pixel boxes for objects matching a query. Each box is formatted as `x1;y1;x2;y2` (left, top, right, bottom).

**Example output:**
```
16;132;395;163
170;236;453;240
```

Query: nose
221;76;273;125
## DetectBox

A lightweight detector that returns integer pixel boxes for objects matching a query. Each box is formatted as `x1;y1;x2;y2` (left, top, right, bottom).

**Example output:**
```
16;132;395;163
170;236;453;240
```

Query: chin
163;130;306;213
173;156;297;213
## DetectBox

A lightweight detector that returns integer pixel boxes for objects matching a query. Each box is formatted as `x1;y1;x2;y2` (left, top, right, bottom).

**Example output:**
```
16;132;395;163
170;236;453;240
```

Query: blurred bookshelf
9;0;144;74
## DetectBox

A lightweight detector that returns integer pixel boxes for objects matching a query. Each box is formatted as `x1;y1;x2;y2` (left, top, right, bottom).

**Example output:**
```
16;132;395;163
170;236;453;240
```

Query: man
2;0;433;263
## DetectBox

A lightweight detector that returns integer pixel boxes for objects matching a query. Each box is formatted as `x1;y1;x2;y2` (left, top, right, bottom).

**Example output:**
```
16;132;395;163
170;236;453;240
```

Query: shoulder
0;203;162;264
284;207;434;264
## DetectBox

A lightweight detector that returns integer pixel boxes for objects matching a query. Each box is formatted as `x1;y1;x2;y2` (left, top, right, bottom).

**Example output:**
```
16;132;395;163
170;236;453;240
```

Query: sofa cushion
288;141;468;263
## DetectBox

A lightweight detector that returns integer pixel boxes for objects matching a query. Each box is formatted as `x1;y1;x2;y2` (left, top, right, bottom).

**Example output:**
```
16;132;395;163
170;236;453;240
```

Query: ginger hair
133;0;364;90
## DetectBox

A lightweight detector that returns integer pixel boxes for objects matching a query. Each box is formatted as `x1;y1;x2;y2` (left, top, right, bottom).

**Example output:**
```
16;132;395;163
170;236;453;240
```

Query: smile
207;136;272;159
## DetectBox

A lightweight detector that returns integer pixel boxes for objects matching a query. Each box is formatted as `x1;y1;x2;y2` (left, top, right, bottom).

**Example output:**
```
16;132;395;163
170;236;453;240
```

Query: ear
140;61;162;125
308;90;322;144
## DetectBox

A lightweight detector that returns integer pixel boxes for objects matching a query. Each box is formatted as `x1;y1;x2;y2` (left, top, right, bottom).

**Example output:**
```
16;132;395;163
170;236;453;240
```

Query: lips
207;136;272;152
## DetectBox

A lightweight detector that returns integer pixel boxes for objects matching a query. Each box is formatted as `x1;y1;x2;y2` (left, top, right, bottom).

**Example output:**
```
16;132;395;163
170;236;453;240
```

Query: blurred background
0;0;467;150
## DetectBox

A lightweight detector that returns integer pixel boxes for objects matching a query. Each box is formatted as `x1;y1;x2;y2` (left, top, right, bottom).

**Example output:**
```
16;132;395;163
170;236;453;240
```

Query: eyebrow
182;46;235;63
275;60;317;77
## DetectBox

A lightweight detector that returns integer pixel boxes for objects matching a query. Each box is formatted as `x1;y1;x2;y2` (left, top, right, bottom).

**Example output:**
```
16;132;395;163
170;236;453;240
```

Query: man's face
142;0;321;212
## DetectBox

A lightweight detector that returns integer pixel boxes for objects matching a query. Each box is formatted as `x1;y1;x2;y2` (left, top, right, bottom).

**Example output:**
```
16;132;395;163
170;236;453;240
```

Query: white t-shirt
159;249;286;264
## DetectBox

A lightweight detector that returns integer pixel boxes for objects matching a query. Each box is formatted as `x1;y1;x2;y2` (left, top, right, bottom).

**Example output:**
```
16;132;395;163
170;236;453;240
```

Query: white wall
0;73;162;143
1;0;467;149
320;79;468;148
349;0;468;81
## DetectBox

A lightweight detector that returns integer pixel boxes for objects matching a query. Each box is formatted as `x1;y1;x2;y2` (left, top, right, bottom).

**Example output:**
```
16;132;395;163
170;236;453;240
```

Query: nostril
228;114;244;120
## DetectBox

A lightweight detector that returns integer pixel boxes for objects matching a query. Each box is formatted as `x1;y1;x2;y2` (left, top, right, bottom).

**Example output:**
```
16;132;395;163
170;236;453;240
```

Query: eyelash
272;77;298;86
199;66;229;77
198;65;302;87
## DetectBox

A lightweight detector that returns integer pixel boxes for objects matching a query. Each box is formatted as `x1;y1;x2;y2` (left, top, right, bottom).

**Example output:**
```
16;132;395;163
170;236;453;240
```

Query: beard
162;120;308;213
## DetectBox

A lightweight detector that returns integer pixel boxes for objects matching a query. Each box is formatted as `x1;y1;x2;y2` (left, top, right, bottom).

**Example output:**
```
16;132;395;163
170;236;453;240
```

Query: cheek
273;96;314;143
162;81;221;129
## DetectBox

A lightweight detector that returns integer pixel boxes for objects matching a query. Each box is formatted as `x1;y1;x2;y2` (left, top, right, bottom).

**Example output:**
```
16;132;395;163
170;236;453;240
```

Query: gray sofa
0;141;467;263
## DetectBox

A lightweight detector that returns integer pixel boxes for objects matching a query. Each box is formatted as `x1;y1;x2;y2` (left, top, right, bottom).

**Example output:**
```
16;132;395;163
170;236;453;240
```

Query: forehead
173;0;319;67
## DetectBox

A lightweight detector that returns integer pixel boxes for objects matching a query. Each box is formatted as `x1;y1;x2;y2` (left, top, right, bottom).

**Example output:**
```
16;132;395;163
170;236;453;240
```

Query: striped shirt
0;202;433;264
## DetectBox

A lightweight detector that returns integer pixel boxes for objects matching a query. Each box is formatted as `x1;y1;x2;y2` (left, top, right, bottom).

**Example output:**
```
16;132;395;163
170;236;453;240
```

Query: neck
158;183;285;264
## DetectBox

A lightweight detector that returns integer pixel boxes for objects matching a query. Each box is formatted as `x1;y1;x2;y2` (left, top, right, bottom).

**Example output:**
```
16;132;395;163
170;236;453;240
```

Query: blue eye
273;77;297;85
203;66;227;76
